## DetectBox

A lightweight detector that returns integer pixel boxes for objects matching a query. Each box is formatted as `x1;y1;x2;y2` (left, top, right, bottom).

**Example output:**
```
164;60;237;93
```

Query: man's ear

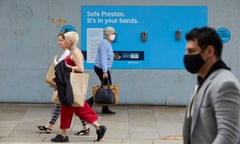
206;45;215;56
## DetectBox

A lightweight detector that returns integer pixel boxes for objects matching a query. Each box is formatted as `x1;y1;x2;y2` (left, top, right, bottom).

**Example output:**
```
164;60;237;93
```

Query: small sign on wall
217;27;231;43
60;25;76;32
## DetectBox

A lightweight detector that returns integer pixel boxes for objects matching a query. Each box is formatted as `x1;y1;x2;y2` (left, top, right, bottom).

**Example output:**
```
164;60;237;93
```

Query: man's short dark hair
185;27;223;58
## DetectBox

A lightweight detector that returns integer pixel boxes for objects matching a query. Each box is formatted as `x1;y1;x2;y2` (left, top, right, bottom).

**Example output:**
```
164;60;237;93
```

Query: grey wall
0;0;239;105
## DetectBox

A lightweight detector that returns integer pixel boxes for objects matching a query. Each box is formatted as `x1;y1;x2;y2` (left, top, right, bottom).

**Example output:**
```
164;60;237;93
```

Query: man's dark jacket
54;61;73;107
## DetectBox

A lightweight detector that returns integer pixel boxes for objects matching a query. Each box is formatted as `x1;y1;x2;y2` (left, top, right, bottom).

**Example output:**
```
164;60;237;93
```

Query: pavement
0;103;185;144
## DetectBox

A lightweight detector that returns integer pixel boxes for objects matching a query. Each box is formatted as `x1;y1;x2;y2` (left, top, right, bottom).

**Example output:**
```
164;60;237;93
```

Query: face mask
183;54;205;74
109;34;116;41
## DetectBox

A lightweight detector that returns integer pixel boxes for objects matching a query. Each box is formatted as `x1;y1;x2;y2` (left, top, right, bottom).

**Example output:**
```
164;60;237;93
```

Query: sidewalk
0;103;185;144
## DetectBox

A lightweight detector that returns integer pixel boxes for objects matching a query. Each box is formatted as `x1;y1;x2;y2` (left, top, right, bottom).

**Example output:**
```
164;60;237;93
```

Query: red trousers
60;102;98;129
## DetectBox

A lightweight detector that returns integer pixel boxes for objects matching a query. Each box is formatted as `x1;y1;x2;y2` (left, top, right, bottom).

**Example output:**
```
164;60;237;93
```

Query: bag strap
101;78;111;89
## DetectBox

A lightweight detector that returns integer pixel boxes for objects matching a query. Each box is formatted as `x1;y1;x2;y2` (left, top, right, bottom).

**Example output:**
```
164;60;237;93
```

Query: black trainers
102;109;116;114
102;106;116;114
96;125;107;141
102;107;116;114
51;134;69;142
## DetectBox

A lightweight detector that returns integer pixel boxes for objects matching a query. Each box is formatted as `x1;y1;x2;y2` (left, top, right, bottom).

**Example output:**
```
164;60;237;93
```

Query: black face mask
183;54;205;74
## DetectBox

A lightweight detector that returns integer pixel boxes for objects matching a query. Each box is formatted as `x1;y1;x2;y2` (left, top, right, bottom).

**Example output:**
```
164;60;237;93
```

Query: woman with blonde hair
38;31;90;135
51;31;106;142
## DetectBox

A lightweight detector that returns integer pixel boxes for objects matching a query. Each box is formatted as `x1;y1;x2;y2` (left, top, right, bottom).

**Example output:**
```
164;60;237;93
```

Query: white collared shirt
53;49;71;66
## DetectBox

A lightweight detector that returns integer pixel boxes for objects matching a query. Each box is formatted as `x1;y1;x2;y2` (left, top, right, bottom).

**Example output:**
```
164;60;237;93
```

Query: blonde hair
64;31;79;45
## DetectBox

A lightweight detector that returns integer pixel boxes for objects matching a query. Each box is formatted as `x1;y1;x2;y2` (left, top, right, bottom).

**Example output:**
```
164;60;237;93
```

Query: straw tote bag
52;73;89;107
45;65;56;87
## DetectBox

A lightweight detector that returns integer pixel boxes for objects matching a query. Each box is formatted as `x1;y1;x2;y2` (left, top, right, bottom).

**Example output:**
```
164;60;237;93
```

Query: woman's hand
53;55;58;62
53;55;58;65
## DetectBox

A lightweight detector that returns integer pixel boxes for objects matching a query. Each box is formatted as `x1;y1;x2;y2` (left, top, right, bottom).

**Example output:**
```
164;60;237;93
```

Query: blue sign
217;27;231;43
60;25;76;32
81;6;208;69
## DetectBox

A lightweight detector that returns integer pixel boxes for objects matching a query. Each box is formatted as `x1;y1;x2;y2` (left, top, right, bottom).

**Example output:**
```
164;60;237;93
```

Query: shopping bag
45;65;56;87
95;85;114;104
52;73;89;107
52;89;60;104
92;85;119;105
70;73;89;107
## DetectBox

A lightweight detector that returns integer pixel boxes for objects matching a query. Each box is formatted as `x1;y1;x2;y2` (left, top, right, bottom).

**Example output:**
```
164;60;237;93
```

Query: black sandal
74;128;90;136
37;125;52;133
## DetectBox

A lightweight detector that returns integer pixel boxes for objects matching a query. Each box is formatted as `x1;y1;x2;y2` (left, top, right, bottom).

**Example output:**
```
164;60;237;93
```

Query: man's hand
103;72;108;79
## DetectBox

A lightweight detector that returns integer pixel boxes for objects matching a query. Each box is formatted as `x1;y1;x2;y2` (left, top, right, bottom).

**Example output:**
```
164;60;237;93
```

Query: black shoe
51;134;69;142
96;125;107;141
102;109;116;114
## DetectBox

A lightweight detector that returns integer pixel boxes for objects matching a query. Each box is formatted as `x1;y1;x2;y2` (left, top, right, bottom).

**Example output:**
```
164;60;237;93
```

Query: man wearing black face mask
182;27;240;144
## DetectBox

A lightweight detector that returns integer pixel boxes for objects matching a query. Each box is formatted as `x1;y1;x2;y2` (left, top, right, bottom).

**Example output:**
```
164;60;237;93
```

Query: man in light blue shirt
95;26;116;114
94;34;114;76
87;26;116;114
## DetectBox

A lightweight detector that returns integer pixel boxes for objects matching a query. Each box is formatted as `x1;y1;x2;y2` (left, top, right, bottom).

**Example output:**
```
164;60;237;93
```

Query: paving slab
0;103;185;144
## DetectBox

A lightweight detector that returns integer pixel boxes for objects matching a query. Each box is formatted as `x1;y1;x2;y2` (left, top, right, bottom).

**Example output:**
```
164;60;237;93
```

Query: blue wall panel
81;6;207;69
